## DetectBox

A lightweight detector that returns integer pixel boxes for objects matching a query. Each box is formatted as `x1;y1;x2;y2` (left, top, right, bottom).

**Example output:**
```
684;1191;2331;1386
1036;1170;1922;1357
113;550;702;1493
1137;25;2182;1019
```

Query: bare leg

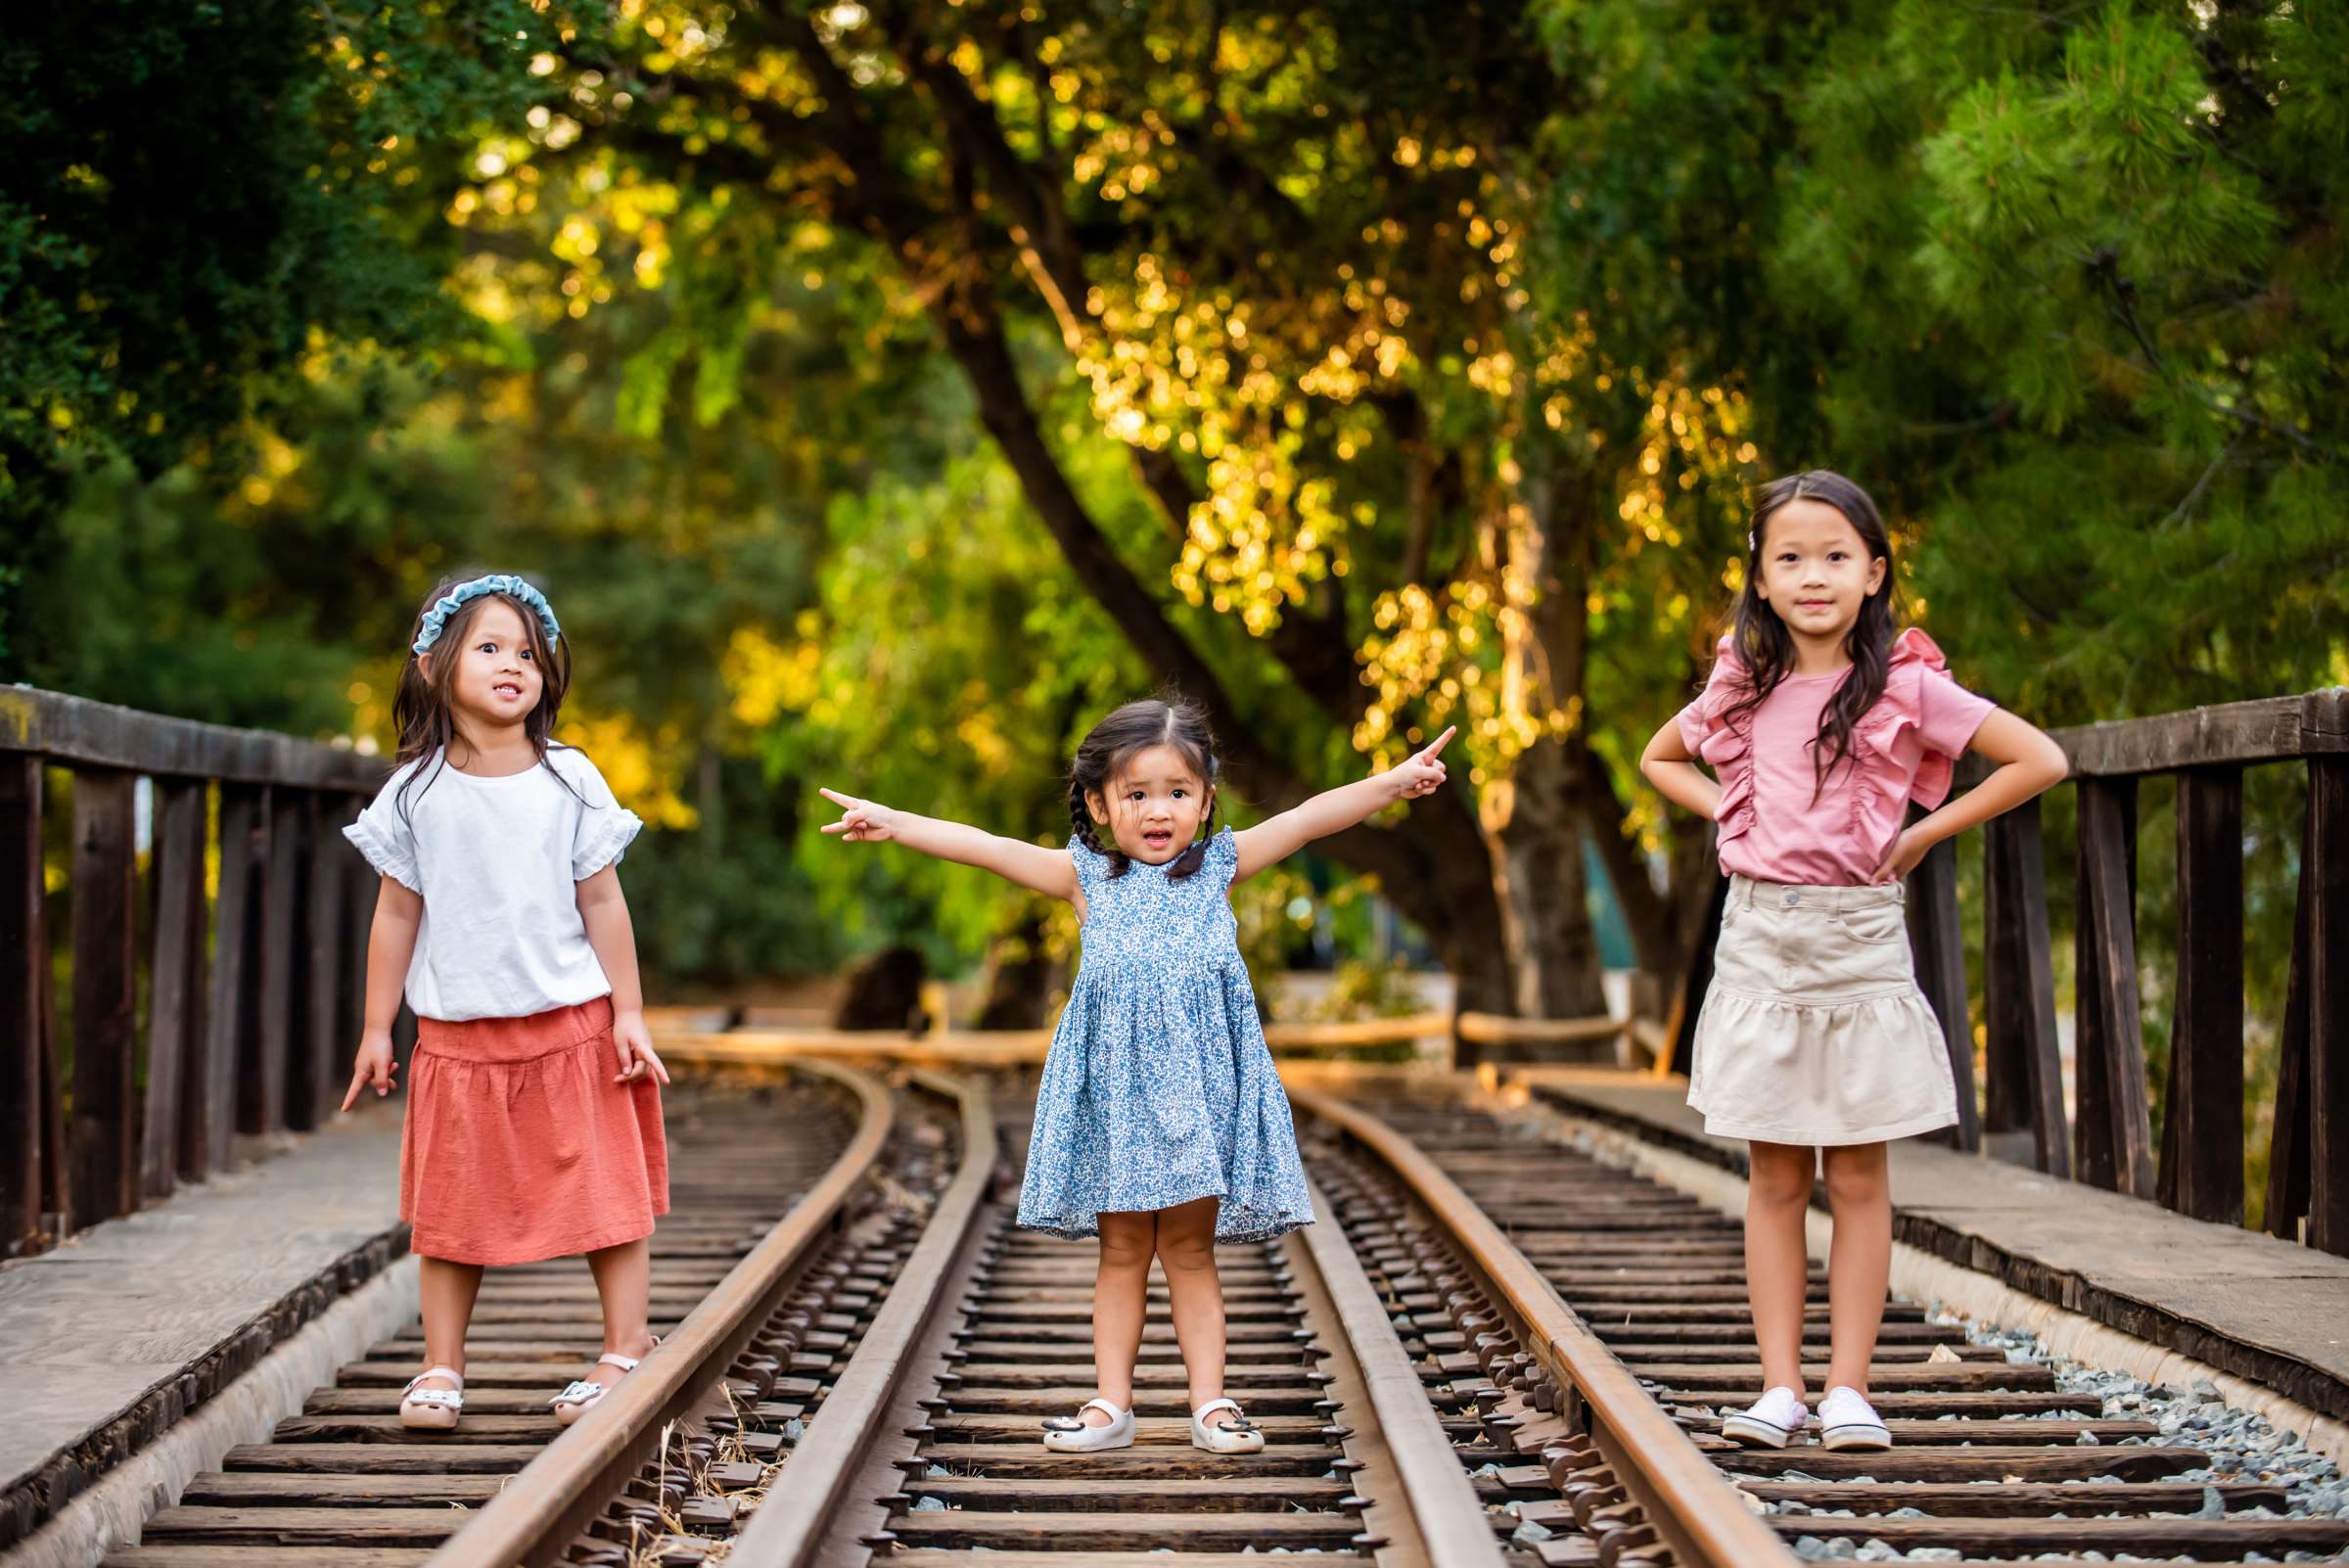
416;1255;484;1392
1744;1141;1816;1400
1820;1142;1891;1396
1155;1195;1234;1424
583;1236;660;1391
1084;1211;1157;1425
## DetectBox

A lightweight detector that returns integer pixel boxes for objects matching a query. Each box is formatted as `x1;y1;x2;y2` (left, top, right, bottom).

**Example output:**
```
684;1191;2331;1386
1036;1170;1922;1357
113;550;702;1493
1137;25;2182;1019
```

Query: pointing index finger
1418;725;1457;761
818;787;857;810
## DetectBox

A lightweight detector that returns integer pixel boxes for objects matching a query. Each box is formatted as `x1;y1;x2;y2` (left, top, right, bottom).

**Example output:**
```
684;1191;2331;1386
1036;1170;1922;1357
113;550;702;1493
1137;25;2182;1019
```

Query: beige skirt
1686;874;1958;1146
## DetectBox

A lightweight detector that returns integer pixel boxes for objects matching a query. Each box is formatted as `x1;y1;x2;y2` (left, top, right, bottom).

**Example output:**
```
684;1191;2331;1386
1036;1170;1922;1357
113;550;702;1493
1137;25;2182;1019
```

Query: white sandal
1190;1397;1265;1454
1041;1397;1135;1453
399;1366;464;1430
550;1341;657;1427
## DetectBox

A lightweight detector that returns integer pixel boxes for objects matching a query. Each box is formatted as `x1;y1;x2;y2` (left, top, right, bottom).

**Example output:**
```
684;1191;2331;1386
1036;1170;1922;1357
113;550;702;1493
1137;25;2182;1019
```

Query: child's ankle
606;1329;657;1358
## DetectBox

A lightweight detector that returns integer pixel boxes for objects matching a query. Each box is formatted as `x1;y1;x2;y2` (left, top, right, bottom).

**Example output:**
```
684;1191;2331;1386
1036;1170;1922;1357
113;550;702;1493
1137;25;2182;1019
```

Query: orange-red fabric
401;996;668;1266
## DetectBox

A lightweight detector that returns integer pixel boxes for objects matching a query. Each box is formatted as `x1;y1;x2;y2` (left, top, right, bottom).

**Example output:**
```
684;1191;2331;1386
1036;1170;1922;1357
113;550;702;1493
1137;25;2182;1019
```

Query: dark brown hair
1067;696;1220;880
391;576;576;819
1720;470;1900;803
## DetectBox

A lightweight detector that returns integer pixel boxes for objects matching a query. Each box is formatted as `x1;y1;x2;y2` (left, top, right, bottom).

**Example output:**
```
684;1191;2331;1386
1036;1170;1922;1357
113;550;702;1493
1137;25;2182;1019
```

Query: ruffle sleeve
1203;824;1239;887
572;806;643;881
345;763;424;895
1851;626;1994;825
1679;635;1758;851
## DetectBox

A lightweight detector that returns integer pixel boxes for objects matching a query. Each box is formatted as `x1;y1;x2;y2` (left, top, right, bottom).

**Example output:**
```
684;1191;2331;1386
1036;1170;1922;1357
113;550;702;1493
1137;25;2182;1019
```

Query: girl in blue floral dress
820;697;1453;1454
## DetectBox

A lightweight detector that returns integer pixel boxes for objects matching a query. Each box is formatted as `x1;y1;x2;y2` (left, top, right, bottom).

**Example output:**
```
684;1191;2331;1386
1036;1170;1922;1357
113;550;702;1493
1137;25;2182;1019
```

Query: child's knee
1747;1147;1816;1209
1098;1222;1155;1273
1822;1147;1888;1209
1154;1224;1216;1274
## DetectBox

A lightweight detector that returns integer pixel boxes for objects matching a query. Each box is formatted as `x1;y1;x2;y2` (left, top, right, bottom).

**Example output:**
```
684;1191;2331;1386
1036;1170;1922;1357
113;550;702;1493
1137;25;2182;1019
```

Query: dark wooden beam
0;688;382;790
202;784;267;1173
69;768;140;1223
1981;799;2069;1177
2307;757;2349;1256
1906;831;1977;1151
2161;765;2245;1224
142;778;209;1200
0;756;45;1251
2075;777;2155;1197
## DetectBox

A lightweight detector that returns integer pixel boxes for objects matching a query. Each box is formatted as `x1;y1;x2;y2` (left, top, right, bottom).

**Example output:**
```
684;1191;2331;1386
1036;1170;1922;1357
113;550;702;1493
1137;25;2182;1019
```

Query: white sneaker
1041;1397;1134;1452
1720;1385;1807;1448
1818;1385;1893;1451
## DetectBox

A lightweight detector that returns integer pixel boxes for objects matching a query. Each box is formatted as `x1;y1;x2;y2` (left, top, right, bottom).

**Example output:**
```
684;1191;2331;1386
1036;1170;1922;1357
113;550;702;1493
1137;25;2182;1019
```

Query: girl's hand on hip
819;788;898;843
1870;825;1932;884
1387;725;1456;800
612;1009;670;1086
340;1031;397;1113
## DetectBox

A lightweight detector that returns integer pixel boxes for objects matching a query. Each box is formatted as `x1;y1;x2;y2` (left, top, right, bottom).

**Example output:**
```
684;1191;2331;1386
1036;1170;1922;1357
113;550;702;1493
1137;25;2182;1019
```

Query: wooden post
1983;799;2070;1176
2307;757;2349;1256
1906;831;1978;1151
1668;869;1729;1079
2161;766;2245;1224
341;804;374;1084
0;756;46;1251
204;784;267;1173
2266;802;2316;1242
248;788;306;1135
142;778;209;1200
2074;777;2155;1197
69;768;140;1222
297;792;347;1130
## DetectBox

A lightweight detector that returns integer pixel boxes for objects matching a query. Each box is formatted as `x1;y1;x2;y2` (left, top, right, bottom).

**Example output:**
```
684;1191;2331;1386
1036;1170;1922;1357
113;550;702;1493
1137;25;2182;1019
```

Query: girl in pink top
1639;471;2067;1453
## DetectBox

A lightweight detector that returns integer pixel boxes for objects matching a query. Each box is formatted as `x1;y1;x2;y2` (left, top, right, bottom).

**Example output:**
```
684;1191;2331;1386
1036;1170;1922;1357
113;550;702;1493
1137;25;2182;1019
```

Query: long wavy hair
1067;696;1221;880
1720;470;1899;803
391;576;576;820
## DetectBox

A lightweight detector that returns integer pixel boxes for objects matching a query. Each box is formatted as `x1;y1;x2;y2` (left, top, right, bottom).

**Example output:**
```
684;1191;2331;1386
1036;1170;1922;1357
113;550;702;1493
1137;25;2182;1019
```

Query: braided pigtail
1166;791;1218;881
1067;776;1130;878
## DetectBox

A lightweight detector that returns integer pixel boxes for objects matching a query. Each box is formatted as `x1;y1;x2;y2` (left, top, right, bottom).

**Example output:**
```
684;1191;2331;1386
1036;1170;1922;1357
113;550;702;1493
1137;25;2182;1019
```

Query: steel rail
420;1057;895;1568
1288;1085;1801;1568
720;1068;994;1566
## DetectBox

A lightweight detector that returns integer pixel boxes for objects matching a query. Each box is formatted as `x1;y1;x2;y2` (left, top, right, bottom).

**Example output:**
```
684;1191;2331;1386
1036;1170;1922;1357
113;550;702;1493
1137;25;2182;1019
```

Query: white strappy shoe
1041;1397;1135;1452
550;1341;657;1427
399;1366;464;1430
1190;1397;1265;1454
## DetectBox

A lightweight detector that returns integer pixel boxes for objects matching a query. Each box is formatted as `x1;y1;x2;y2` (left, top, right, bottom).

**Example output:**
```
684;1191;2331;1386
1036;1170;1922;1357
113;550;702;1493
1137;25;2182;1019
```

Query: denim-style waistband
1728;873;1906;912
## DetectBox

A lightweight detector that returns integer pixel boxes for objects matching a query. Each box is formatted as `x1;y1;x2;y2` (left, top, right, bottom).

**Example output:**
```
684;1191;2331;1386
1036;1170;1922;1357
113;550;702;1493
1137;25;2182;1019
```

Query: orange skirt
401;996;669;1266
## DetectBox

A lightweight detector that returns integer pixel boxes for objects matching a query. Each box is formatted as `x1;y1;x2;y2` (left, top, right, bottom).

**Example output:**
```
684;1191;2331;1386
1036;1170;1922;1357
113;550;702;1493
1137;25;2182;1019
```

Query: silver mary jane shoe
1041;1396;1135;1452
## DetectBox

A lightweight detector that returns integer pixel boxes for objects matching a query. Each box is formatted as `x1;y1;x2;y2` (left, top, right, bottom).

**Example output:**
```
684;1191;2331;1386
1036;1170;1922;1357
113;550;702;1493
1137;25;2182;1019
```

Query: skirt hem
406;1211;666;1268
1691;1103;1957;1148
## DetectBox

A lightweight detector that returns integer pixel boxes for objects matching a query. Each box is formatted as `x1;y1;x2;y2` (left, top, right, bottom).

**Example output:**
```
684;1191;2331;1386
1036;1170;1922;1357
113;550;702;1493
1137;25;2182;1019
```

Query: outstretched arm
820;788;1081;904
1230;727;1454;884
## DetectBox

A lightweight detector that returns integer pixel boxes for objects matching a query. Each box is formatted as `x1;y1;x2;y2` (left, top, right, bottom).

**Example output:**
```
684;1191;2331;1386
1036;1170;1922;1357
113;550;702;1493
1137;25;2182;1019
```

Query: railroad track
1295;1083;2349;1568
54;1060;2349;1568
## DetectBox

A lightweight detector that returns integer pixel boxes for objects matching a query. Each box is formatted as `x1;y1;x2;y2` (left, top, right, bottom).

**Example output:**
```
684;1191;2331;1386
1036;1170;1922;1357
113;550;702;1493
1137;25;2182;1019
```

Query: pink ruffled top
1675;626;1997;887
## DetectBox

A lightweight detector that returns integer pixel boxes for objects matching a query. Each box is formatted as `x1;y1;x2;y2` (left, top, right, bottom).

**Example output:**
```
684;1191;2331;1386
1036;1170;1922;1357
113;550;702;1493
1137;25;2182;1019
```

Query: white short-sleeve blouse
344;746;644;1023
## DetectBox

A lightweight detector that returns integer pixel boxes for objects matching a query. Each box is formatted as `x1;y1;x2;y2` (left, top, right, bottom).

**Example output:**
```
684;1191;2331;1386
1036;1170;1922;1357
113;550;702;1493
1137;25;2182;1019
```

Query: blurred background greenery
6;2;2344;1210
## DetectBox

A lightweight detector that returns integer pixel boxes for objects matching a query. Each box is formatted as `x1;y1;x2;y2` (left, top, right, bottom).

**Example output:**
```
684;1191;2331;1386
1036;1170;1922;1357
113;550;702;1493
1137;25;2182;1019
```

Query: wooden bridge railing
0;688;388;1255
1670;686;2349;1255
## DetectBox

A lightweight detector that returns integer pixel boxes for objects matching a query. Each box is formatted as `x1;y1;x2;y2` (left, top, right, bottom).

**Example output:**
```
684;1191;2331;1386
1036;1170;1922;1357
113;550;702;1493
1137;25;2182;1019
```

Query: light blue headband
412;574;562;656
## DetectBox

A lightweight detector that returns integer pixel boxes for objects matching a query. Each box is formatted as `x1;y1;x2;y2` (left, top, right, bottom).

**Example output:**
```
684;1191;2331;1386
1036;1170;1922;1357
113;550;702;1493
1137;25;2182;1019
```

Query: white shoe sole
1720;1413;1799;1448
399;1404;460;1430
1820;1422;1892;1452
1191;1428;1266;1454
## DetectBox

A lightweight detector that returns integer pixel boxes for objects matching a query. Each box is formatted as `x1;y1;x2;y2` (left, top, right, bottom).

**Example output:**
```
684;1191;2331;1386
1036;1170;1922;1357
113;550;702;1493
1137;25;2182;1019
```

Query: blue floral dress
1016;827;1316;1244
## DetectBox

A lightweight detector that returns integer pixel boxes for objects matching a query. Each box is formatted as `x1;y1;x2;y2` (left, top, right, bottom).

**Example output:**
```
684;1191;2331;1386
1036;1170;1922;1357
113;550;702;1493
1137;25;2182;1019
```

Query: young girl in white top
1640;473;2068;1451
820;697;1454;1454
341;574;672;1430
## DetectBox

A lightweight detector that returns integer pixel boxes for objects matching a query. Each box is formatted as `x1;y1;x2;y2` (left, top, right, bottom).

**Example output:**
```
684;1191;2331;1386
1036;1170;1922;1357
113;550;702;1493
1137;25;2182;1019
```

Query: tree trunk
1495;740;1610;1026
975;906;1059;1031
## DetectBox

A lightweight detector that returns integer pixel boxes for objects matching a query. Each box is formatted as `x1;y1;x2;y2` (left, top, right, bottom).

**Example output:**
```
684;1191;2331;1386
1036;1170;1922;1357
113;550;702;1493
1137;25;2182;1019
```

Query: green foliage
0;0;560;671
